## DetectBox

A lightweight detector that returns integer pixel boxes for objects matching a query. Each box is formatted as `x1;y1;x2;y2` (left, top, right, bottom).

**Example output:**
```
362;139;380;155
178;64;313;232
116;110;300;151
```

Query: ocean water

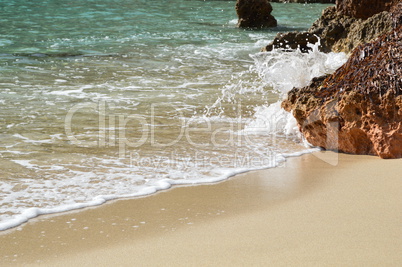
0;0;347;230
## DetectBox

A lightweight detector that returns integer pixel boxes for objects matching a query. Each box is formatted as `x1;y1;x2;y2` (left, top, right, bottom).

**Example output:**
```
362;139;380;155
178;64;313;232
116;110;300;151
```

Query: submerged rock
282;23;402;158
236;0;277;28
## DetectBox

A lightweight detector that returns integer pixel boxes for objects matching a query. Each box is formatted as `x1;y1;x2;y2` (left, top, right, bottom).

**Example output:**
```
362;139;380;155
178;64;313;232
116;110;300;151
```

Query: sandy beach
0;151;401;266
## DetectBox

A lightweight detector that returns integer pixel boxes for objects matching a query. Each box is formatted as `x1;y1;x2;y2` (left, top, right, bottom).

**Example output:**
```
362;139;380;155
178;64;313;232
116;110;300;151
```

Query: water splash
250;42;348;96
244;42;348;137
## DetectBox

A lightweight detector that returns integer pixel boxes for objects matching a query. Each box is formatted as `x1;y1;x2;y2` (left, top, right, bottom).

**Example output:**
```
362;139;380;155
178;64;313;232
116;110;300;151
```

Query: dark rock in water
264;32;319;52
236;0;277;28
336;0;399;20
282;24;402;158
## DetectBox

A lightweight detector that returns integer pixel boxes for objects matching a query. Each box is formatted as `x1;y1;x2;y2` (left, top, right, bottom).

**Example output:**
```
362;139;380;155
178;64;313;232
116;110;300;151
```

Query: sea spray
250;42;348;95
244;42;348;138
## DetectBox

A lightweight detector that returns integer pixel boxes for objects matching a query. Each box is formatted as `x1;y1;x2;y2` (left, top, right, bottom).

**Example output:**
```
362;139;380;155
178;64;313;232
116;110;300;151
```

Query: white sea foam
244;42;348;138
13;134;53;144
0;45;346;232
243;102;300;137
0;149;316;231
11;160;38;169
250;42;347;95
0;3;347;232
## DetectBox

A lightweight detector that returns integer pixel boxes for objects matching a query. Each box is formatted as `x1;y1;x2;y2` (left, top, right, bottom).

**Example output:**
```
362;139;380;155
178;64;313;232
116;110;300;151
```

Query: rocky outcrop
271;0;334;3
336;0;399;19
309;6;393;53
282;20;402;158
264;32;319;52
262;0;392;53
263;5;394;53
390;2;402;28
236;0;277;28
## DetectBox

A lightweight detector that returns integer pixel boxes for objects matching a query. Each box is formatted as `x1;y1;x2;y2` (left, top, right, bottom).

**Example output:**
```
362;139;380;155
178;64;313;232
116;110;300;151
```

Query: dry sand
0;152;401;266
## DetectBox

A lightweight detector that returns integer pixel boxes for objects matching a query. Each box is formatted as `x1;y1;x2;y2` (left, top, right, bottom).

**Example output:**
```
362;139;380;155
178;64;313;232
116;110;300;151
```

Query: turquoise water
0;1;341;230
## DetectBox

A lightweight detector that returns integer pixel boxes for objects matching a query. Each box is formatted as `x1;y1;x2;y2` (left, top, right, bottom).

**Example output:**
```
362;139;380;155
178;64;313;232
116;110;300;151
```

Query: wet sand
0;152;401;266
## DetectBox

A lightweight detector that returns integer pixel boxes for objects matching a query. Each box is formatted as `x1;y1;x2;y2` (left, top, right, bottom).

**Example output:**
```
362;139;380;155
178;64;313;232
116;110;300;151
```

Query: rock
263;32;319;52
309;6;393;53
281;24;402;159
263;1;398;54
236;0;277;28
336;0;399;20
271;0;334;3
391;2;402;28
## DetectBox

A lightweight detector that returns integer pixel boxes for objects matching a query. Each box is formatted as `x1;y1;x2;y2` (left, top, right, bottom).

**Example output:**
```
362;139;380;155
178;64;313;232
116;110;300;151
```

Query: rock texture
391;2;402;28
271;0;334;3
236;0;277;28
336;0;399;19
309;6;393;53
282;10;402;158
263;0;396;54
264;32;319;52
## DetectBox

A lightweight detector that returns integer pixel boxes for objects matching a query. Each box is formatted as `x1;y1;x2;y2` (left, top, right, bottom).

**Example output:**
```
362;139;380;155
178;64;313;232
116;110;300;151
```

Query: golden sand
0;152;401;266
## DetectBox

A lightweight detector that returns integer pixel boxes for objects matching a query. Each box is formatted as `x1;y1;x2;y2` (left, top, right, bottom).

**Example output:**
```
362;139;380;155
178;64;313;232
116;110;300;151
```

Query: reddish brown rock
282;25;402;158
271;0;335;2
391;2;402;27
236;0;277;28
336;0;399;19
309;6;393;53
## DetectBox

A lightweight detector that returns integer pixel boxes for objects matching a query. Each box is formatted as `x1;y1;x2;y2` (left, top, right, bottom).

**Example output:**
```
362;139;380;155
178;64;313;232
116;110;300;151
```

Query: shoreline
0;149;318;232
1;151;401;265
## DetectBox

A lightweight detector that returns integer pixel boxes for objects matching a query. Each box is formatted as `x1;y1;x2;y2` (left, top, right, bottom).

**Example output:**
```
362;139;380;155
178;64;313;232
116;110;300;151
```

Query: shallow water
0;0;346;230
